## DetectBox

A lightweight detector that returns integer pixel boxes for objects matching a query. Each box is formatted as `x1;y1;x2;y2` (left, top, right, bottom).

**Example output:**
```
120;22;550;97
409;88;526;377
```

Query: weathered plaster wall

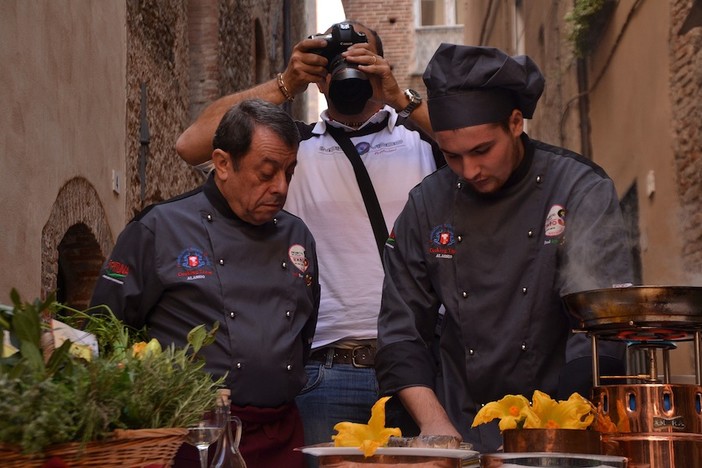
0;1;128;302
587;0;684;286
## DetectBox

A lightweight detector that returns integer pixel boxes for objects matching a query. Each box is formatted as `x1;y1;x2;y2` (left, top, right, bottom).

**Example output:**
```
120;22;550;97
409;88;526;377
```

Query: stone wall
0;1;129;303
125;0;198;220
187;0;308;123
671;0;702;276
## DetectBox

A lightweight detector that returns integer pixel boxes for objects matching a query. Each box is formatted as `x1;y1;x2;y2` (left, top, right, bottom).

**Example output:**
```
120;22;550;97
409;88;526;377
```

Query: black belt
309;345;376;368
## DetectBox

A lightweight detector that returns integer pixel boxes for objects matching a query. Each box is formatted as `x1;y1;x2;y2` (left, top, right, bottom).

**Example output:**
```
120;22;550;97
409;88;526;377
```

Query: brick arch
41;177;114;306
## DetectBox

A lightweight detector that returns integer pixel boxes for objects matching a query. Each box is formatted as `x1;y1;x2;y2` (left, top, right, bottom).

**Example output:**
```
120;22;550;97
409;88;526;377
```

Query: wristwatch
398;89;422;118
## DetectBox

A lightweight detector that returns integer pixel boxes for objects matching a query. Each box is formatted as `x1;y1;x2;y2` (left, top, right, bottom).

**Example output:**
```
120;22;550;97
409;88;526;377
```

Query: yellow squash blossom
332;396;402;457
472;394;531;431
472;390;596;431
2;341;18;358
68;343;93;362
519;404;543;429
131;338;162;359
530;390;594;430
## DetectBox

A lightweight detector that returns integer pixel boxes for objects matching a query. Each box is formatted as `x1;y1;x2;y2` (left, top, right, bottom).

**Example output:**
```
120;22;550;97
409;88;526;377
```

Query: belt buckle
351;345;373;368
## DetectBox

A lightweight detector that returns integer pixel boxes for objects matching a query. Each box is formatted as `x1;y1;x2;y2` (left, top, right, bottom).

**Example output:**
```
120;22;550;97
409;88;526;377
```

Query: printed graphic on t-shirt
321;138;405;157
355;141;371;155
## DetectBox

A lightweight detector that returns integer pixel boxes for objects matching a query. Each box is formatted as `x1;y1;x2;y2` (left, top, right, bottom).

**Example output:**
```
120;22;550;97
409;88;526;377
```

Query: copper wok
562;286;702;339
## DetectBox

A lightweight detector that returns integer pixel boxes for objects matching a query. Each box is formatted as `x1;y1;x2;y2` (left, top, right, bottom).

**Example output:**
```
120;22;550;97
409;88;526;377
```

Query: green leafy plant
0;289;225;455
565;0;616;58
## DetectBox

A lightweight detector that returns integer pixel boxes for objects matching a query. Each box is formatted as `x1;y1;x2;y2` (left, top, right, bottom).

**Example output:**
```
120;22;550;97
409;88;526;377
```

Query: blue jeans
296;361;419;467
296;362;378;445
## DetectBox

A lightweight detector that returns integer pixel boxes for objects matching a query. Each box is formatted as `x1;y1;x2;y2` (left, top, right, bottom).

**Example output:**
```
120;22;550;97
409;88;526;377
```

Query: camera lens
328;55;372;116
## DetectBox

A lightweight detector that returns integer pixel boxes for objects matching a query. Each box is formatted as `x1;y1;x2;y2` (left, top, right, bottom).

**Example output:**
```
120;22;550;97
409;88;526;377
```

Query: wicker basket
0;427;188;468
0;445;45;468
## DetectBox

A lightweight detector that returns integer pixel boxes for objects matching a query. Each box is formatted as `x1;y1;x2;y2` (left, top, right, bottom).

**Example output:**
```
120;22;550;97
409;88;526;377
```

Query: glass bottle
209;389;247;468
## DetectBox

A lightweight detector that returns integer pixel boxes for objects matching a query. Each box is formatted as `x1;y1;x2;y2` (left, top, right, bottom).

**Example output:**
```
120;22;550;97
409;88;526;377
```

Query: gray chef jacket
90;174;321;408
376;134;633;452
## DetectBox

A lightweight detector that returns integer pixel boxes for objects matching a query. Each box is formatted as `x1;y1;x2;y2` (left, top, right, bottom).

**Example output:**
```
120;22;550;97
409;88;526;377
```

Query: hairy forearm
397;387;461;439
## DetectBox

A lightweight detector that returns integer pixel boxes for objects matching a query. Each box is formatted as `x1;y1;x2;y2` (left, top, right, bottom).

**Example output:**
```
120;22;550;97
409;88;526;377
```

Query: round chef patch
288;244;309;272
544;204;566;238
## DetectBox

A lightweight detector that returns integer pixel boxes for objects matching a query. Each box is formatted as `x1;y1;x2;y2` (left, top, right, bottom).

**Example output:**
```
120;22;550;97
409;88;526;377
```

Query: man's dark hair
212;98;300;166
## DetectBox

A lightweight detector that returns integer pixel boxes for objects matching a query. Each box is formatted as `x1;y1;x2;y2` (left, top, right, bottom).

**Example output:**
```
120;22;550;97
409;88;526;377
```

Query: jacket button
528;230;534;238
273;218;278;225
462;291;468;298
206;213;213;222
219;259;225;265
457;235;463;243
286;364;292;371
521;342;527;351
468;349;475;356
285;310;291;318
281;261;287;269
536;175;543;184
457;181;463;190
229;311;236;319
236;362;242;369
522;287;528;295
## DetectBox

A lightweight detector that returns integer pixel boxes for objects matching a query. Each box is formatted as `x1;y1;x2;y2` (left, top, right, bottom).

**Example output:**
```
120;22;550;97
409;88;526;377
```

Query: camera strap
326;125;388;262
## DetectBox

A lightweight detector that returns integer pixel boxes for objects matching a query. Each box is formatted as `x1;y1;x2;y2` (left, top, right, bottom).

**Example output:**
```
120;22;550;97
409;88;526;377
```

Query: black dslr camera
309;22;373;115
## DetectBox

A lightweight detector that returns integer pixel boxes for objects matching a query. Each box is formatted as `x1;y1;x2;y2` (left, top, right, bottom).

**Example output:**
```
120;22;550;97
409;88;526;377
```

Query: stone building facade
0;0;308;309
341;0;464;99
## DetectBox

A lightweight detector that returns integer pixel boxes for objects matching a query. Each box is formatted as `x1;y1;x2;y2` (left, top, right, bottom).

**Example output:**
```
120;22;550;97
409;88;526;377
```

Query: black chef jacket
91;174;321;408
376;135;634;451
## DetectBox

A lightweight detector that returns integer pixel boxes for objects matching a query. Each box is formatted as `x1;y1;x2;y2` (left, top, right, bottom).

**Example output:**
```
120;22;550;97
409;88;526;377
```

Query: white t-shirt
285;107;440;348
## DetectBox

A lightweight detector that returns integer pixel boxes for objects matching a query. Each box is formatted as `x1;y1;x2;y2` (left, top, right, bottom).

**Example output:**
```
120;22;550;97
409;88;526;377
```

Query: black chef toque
422;44;545;131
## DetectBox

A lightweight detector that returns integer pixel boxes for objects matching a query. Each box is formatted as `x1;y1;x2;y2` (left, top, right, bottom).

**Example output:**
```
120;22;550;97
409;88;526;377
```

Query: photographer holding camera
177;20;443;459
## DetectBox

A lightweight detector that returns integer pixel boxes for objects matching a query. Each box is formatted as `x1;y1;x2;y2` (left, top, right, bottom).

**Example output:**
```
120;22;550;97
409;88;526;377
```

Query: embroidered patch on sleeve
385;229;397;249
102;260;129;285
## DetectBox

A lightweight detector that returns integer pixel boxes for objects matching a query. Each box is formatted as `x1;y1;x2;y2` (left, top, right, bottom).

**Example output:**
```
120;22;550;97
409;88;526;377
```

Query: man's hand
342;43;434;136
342;43;403;109
278;36;330;96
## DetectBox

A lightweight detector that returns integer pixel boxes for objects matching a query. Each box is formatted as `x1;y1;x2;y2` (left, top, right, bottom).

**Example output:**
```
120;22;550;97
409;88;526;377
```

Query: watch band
398;89;422;118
